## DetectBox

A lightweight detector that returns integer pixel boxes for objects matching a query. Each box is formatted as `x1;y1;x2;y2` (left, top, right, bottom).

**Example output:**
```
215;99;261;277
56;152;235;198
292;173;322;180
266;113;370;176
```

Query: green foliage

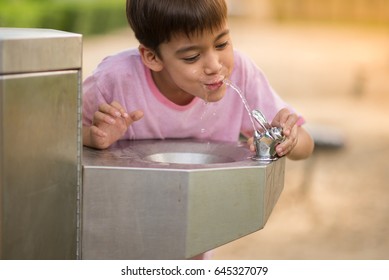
0;0;128;35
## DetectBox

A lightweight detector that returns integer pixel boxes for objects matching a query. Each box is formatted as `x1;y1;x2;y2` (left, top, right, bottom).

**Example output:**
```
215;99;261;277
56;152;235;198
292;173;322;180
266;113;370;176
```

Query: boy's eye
216;41;229;50
182;54;200;63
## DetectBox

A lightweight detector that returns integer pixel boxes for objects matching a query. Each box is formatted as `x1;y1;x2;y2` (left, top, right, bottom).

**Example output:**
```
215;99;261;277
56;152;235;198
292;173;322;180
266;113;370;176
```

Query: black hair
126;0;227;54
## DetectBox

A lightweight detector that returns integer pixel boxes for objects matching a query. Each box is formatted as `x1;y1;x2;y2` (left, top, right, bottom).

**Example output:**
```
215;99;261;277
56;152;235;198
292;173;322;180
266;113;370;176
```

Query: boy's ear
138;45;163;72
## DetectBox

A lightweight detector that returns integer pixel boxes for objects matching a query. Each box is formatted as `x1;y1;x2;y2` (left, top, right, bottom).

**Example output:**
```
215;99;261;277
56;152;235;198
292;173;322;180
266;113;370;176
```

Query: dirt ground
82;18;389;260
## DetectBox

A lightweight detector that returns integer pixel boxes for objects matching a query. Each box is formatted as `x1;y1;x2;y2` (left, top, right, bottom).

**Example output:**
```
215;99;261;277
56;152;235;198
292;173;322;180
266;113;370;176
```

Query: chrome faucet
251;109;285;161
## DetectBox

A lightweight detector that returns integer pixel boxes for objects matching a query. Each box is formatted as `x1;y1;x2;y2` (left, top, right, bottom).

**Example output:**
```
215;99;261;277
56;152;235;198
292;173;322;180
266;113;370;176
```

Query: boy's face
152;22;234;105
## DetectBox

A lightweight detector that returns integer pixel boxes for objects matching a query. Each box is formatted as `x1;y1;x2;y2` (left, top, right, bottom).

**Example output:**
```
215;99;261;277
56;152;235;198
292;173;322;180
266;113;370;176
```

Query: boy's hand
271;108;299;157
247;108;298;157
86;101;143;149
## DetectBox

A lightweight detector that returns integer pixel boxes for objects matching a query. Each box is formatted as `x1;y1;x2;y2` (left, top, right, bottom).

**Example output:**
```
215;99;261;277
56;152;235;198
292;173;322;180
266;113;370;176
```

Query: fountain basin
81;139;285;259
144;152;235;164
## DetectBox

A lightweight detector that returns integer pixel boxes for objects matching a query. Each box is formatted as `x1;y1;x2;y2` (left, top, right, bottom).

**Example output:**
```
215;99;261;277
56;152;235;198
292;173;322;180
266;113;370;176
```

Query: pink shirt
83;49;304;142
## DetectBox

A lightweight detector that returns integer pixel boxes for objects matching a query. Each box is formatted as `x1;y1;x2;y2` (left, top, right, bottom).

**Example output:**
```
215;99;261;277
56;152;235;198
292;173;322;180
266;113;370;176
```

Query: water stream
223;79;257;132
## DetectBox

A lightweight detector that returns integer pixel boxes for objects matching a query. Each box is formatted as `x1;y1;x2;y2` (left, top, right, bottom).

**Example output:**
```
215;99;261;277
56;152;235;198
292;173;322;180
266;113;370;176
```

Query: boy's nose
204;52;222;75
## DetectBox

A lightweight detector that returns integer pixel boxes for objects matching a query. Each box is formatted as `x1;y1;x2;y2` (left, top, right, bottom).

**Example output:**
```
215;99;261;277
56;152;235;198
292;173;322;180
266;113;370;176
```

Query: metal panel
0;70;80;259
0;28;82;74
185;168;265;257
82;168;188;260
81;140;285;260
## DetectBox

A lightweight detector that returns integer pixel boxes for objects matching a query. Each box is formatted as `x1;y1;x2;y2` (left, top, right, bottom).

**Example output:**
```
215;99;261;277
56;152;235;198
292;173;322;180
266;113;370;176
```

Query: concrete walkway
82;18;389;259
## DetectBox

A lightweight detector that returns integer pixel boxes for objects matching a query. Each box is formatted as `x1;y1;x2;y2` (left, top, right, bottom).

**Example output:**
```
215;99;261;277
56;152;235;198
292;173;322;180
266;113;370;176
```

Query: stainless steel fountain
0;28;286;260
82;139;285;259
0;28;82;259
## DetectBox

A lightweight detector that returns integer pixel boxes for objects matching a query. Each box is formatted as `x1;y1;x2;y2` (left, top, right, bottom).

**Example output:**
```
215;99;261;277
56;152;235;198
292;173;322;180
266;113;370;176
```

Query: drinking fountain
0;28;82;259
82;139;285;259
1;28;285;260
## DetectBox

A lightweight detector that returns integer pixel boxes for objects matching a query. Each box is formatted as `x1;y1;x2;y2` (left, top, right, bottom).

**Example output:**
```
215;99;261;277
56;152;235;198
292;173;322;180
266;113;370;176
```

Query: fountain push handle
251;109;285;161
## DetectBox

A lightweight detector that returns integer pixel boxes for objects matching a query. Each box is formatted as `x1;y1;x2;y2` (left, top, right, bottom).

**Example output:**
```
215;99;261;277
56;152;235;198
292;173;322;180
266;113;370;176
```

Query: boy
83;0;313;161
82;1;313;259
83;0;313;160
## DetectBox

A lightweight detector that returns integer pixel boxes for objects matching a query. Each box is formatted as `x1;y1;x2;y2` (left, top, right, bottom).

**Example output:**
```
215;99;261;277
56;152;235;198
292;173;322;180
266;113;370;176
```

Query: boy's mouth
204;80;224;91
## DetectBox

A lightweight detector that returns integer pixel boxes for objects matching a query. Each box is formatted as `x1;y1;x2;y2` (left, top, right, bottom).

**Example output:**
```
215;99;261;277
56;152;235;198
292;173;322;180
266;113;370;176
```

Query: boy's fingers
90;125;107;137
131;110;144;121
110;101;129;118
94;111;116;125
276;126;298;156
246;137;255;152
126;110;144;126
282;114;298;136
98;103;121;118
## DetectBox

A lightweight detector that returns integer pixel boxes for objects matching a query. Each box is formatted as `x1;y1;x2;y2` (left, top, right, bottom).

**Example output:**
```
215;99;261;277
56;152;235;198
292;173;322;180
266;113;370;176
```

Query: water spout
252;109;285;161
223;79;285;161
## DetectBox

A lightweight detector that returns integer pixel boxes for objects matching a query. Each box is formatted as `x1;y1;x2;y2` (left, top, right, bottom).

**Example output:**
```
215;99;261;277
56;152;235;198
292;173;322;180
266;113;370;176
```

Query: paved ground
82;18;389;260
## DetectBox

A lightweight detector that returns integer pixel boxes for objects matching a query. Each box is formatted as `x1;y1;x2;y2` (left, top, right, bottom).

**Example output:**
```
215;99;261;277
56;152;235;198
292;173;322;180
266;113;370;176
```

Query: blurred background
2;0;388;259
